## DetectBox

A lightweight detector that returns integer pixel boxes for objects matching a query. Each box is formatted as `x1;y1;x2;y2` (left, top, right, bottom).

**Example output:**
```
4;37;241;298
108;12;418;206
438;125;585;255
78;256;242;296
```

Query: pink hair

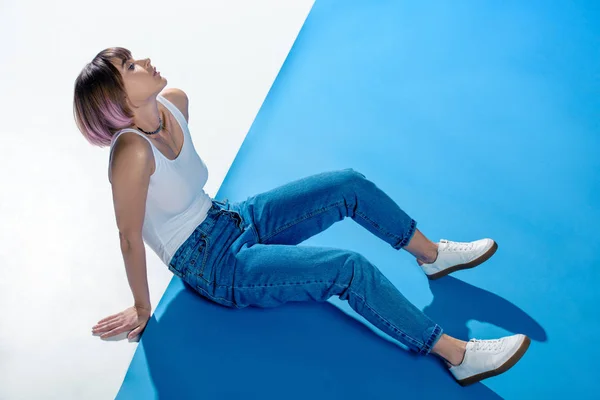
73;47;136;147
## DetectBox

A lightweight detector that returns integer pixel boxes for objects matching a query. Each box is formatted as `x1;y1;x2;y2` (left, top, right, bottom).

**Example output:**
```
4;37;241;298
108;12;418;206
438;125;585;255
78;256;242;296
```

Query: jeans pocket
170;231;213;287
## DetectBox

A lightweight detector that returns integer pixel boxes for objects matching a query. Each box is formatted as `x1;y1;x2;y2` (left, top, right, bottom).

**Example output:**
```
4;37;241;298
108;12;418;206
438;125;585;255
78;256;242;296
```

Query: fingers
100;325;127;339
96;312;122;324
92;308;149;340
93;319;116;331
100;322;145;340
93;319;123;335
92;320;131;339
128;325;143;340
93;309;127;331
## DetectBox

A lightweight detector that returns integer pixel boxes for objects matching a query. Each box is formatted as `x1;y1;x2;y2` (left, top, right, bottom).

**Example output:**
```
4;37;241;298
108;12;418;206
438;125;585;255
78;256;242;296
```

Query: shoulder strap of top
157;94;188;131
109;93;185;159
109;128;156;169
111;93;185;147
111;128;153;146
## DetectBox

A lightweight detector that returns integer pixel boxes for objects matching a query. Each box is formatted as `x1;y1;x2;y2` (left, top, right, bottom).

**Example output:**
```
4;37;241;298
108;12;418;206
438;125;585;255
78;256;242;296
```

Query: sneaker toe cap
476;238;495;251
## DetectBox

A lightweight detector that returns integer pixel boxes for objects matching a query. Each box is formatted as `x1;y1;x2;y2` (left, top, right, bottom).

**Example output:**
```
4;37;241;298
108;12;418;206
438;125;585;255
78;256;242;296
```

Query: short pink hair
73;47;136;147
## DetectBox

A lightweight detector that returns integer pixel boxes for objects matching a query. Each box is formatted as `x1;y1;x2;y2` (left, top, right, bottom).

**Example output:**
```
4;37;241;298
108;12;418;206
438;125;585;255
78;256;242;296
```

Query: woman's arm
119;234;151;311
109;132;154;310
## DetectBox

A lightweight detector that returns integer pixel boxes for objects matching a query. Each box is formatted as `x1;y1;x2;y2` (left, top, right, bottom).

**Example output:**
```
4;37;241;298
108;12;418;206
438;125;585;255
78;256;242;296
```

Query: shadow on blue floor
118;0;599;398
117;276;543;400
424;277;546;343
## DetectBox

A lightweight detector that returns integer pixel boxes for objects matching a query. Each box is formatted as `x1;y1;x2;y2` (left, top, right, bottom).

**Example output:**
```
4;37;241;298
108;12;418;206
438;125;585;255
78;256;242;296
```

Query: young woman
75;47;530;387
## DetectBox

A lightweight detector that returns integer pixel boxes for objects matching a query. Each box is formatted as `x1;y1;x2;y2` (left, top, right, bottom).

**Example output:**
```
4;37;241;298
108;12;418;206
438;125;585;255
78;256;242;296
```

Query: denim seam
419;324;443;355
195;285;236;307
197;278;231;289
354;209;403;243
228;278;430;352
196;235;210;277
232;280;425;349
234;279;334;289
260;201;347;244
332;283;425;350
257;199;412;249
397;219;417;249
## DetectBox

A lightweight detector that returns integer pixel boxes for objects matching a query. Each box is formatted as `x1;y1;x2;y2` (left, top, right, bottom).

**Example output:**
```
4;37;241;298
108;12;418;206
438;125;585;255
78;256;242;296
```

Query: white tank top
109;94;213;266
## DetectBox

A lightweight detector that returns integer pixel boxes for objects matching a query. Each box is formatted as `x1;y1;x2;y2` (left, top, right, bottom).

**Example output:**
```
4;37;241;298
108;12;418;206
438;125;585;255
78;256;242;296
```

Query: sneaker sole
457;335;531;387
427;241;498;280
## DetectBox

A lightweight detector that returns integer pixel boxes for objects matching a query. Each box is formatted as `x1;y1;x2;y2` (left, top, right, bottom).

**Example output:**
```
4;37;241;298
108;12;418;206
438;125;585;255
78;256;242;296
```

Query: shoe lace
470;338;504;352
440;239;475;252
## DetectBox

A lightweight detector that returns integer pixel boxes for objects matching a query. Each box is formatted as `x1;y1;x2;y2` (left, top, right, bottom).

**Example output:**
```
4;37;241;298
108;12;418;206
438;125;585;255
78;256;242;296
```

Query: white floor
0;1;314;398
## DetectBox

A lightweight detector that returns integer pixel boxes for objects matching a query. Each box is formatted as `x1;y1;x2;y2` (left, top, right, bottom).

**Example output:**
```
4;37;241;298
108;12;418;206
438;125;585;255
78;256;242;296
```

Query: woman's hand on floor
92;305;151;340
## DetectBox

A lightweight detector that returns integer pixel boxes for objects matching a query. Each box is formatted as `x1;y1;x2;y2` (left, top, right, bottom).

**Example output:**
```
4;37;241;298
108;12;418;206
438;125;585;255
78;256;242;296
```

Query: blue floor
117;1;600;398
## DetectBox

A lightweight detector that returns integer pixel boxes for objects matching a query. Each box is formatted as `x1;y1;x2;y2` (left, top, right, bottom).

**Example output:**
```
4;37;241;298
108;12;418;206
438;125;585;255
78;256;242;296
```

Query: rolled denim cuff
419;324;444;355
397;219;417;249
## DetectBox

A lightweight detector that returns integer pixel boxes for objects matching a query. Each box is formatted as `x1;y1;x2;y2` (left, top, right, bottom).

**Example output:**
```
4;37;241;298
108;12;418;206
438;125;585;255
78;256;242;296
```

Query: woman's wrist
135;303;152;314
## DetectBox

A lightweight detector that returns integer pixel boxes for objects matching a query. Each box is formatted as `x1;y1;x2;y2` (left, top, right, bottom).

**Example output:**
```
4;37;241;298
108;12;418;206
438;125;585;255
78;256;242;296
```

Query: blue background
118;1;600;398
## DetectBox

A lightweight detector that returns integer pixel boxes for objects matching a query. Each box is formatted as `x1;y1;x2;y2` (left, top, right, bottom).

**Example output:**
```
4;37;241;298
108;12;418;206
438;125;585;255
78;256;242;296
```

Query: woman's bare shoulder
109;132;154;184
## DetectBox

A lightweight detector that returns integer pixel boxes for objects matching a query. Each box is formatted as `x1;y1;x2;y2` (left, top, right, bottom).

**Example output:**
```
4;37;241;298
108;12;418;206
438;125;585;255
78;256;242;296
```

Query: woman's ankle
417;245;439;265
404;230;439;263
447;343;467;366
431;334;467;366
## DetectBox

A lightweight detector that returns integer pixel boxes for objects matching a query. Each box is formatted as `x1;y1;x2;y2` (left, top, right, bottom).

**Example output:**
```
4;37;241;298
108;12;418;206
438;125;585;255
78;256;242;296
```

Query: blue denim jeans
168;168;443;354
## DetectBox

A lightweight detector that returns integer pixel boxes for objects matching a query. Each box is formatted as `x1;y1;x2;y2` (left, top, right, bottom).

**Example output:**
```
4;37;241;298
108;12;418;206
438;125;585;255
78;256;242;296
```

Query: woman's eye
128;63;135;70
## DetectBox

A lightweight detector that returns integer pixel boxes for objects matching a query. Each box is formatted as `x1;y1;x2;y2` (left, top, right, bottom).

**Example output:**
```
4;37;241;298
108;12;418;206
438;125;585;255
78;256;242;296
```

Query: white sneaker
420;238;498;280
449;334;531;386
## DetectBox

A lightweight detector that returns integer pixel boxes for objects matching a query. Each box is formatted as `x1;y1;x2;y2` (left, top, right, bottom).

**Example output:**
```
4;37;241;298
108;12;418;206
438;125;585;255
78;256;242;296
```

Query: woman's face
112;56;167;104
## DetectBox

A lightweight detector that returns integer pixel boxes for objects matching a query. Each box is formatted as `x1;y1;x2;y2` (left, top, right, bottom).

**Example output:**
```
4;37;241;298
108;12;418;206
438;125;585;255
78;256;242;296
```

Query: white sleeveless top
109;94;213;266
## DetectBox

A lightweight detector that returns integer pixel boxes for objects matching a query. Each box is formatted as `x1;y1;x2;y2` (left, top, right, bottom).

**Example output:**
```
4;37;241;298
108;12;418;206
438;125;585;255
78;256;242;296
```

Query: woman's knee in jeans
336;251;376;291
340;168;367;182
330;169;369;197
